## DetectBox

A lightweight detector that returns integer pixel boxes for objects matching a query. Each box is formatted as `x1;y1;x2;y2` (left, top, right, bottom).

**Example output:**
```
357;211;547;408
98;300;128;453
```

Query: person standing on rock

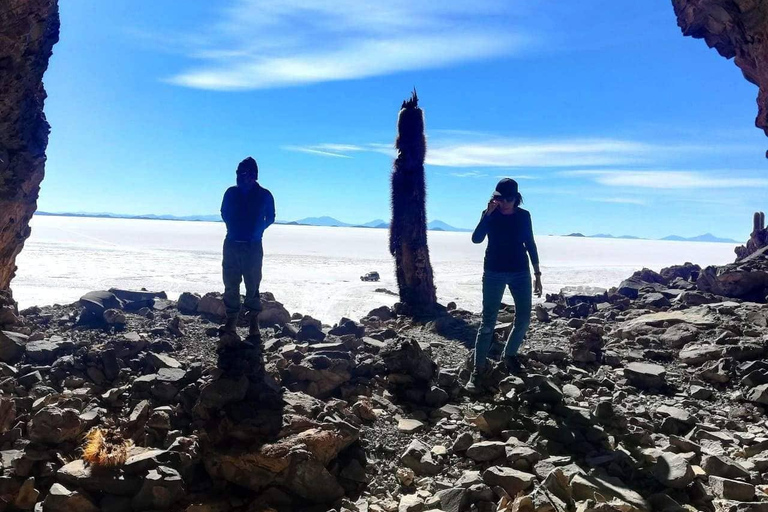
466;178;542;392
220;157;275;339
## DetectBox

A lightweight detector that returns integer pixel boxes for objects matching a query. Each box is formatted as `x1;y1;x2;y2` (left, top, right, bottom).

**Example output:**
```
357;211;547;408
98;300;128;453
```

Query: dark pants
222;239;263;319
474;270;532;371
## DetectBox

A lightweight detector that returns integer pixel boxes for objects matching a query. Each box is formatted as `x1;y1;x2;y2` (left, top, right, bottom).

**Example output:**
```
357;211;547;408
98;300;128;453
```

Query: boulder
25;335;74;363
746;384;768;405
466;441;506;462
697;248;768;301
57;460;142;495
622;308;719;329
380;338;436;382
701;455;751;481
204;425;357;503
0;398;15;433
79;291;122;315
653;452;694;489
481;466;535;496
401;439;441;476
258;299;291;327
28;406;82;444
197;293;226;320
571;473;649;512
679;343;725;365
624;362;666;390
0;330;25;362
43;483;99;512
709;476;755;501
366;306;393;321
659;323;699;348
177;292;201;314
132;466;185;510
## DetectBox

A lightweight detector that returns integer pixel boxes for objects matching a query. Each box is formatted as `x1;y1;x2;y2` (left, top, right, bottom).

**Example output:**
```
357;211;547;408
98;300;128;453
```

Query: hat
492;178;518;200
237;157;259;179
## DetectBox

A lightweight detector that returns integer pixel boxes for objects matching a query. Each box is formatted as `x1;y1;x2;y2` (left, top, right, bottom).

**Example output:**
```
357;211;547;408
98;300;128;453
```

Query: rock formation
0;257;765;510
673;0;768;142
0;0;60;291
389;91;437;317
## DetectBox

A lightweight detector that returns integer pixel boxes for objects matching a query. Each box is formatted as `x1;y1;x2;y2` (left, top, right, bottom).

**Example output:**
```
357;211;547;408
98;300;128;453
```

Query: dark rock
57;459;142;495
43;483;99;512
25;335;73;363
177;292;201;314
624;362;666;390
197;292;226;321
653;452;694;489
481;466;535;496
434;487;467;512
28;406;82;444
132;466;185;510
381;338;436;382
366;306;393;321
709;475;755;501
0;330;26;362
746;384;768;405
401;439;442;476
466;441;506;462
701;455;751;481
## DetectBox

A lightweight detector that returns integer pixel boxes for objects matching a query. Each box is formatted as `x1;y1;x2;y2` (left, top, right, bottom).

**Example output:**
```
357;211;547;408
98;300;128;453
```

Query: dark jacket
472;207;539;272
221;184;276;242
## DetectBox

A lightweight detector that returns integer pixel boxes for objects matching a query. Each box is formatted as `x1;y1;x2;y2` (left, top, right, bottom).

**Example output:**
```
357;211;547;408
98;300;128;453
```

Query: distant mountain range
290;216;470;232
36;211;222;222
36;211;738;242
565;232;737;244
36;212;471;232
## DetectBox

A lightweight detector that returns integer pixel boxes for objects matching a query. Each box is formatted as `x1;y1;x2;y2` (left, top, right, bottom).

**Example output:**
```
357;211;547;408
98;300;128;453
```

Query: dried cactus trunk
736;210;768;260
389;91;437;316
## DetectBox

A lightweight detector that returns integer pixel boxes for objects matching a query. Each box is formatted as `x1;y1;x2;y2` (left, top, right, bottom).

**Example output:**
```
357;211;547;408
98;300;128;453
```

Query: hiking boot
248;311;260;337
220;316;237;335
504;354;523;374
465;369;484;394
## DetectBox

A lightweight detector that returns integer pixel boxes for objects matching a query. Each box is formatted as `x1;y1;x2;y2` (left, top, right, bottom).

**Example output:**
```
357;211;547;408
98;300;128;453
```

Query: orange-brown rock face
673;1;768;139
0;0;60;291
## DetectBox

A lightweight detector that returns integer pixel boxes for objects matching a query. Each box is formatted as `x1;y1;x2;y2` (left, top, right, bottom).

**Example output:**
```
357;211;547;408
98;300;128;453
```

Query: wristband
534;272;542;276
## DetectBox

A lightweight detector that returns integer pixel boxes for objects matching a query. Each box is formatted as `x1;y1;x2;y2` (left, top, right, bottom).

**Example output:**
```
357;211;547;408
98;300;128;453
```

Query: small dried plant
81;427;131;468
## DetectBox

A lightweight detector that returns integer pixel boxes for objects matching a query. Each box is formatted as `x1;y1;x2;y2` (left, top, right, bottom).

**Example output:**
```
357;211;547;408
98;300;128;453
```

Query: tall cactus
754;211;765;234
389;91;437;317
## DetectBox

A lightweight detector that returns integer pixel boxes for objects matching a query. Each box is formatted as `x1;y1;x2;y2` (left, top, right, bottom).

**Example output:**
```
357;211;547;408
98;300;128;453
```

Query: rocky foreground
0;253;766;512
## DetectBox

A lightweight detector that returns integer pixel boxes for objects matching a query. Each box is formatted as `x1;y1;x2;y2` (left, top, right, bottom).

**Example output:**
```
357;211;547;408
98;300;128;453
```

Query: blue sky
40;0;768;239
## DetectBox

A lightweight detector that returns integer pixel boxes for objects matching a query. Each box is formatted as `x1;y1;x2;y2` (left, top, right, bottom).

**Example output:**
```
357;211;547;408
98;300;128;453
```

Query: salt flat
12;216;736;324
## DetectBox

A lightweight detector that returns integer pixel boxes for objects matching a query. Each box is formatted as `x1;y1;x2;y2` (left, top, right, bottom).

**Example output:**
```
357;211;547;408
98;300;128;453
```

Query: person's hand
485;199;499;216
534;275;543;298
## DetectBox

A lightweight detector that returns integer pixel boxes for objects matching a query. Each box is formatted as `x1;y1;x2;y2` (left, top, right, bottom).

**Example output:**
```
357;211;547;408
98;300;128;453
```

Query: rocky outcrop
698;245;768;301
0;0;60;291
672;0;768;140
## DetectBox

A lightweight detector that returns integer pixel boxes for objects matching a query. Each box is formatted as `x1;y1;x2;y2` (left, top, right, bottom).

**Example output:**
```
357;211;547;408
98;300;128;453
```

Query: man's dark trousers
222;239;263;319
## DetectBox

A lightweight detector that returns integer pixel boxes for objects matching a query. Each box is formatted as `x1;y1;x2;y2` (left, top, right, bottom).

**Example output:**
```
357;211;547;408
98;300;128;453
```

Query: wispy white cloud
165;0;533;90
450;171;488;178
281;145;354;158
427;138;652;167
284;133;730;168
283;143;393;158
562;170;768;189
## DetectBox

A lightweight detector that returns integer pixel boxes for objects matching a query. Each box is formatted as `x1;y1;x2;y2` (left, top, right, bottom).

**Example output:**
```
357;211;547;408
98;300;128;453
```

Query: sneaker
503;355;522;374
